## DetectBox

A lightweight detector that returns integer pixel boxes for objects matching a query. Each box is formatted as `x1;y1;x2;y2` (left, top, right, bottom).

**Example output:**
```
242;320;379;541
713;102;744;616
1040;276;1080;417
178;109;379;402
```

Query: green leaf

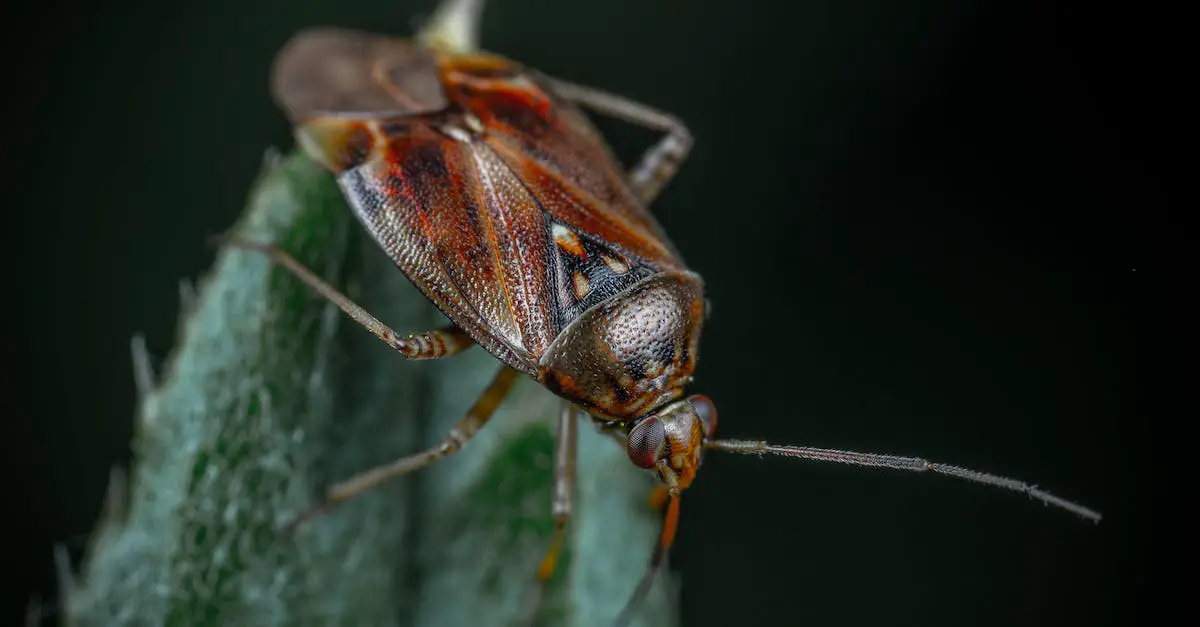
63;150;676;627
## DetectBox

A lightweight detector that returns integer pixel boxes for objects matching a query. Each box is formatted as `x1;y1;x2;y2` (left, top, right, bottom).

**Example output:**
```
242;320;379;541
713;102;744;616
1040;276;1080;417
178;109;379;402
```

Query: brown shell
272;28;702;418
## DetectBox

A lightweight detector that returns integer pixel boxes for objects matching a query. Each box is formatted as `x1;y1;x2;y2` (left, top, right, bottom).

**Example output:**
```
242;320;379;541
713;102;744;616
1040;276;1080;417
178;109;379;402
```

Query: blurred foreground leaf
64;151;676;626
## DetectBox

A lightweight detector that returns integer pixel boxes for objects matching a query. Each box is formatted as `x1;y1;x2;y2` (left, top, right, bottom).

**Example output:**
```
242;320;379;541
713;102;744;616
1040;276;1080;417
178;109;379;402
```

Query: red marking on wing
280;38;689;367
336;121;558;367
441;56;686;271
462;136;557;355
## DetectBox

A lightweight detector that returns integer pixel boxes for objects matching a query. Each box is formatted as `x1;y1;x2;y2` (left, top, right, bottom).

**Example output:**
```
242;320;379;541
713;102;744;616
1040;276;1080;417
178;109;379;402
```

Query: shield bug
230;5;1101;625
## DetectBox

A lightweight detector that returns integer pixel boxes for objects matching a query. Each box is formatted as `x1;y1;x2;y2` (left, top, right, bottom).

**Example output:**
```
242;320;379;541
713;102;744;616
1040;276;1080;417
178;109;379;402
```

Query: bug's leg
547;78;693;205
390;325;475;359
647;486;670;512
286;365;521;532
613;492;681;627
524;402;579;625
225;238;474;359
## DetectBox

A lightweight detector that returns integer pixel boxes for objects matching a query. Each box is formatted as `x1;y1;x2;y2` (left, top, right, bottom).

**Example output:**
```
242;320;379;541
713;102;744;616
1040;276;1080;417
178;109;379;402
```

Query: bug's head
625;395;718;493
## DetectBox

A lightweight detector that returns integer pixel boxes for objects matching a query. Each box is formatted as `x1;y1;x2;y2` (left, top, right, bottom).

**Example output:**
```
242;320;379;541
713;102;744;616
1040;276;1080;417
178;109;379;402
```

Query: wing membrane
445;66;686;269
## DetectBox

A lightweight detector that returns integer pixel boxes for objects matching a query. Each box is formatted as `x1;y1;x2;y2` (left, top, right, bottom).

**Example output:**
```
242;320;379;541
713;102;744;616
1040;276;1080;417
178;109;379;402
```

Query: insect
232;10;1101;626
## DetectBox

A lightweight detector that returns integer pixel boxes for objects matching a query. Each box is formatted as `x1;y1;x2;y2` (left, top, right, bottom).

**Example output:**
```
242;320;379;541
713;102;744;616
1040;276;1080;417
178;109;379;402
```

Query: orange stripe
660;496;680;551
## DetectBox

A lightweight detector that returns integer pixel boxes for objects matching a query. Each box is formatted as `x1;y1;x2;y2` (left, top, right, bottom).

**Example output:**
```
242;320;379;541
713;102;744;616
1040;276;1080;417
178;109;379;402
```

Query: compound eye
687;394;718;435
627;417;666;469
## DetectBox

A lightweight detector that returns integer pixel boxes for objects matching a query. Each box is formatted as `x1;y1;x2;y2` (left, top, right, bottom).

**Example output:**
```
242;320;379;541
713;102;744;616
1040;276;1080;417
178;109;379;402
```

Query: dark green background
12;0;1172;625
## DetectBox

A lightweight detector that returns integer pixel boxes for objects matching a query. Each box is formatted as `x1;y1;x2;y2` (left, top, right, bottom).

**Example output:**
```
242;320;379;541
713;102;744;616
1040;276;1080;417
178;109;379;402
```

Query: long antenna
706;439;1102;522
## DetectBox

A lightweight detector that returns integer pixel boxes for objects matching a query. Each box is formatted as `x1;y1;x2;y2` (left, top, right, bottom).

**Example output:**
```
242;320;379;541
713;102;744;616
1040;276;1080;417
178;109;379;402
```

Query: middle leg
286;365;522;531
525;401;579;624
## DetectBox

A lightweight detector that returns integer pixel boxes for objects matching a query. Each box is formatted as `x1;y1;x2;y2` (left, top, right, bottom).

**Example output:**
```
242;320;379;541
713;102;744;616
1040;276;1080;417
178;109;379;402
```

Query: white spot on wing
463;113;485;134
441;124;474;143
552;223;585;257
573;272;591;298
601;254;630;274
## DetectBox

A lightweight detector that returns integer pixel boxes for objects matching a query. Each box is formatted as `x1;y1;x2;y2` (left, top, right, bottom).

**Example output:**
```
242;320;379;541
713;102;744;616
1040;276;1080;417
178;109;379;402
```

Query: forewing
274;35;691;366
272;28;448;121
330;119;560;371
440;60;687;270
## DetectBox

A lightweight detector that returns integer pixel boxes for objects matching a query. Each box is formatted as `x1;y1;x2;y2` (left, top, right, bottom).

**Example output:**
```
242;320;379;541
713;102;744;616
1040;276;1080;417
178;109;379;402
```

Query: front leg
226;237;474;359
